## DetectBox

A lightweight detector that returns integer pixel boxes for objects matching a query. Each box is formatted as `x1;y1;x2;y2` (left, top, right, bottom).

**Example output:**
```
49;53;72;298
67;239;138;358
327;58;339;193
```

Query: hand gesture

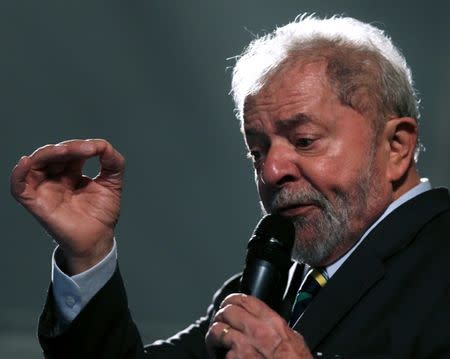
10;139;125;274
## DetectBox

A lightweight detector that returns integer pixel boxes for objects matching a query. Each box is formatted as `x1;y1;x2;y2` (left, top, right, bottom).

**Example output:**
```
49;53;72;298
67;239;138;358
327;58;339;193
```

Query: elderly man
11;15;450;358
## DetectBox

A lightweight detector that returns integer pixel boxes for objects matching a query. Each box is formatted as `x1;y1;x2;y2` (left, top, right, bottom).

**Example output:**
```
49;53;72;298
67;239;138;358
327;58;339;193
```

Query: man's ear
383;117;418;183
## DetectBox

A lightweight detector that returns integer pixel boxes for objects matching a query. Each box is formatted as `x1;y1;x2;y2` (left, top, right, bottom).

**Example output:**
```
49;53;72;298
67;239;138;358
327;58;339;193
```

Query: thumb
94;140;125;187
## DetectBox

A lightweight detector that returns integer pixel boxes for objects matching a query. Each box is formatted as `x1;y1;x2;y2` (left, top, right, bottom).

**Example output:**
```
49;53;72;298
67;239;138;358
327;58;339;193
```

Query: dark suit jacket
38;188;450;358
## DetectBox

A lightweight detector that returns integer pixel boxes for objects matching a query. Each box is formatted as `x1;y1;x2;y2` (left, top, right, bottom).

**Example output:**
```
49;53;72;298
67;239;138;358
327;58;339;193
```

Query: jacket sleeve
38;265;241;359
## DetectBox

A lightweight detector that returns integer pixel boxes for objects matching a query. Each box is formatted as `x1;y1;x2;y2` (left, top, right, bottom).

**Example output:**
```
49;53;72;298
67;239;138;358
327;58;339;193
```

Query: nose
259;142;300;188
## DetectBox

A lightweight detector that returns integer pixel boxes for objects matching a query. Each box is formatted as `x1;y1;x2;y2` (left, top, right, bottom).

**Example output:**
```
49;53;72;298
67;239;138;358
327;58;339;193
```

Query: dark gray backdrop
1;1;449;357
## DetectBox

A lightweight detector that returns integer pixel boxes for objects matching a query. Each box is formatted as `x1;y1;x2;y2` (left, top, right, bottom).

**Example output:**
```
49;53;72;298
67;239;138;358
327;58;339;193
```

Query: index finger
28;139;105;169
220;293;275;319
10;156;32;199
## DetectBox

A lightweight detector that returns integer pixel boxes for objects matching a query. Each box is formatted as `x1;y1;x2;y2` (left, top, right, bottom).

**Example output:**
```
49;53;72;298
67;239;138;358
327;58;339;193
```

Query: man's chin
291;230;335;266
291;215;321;238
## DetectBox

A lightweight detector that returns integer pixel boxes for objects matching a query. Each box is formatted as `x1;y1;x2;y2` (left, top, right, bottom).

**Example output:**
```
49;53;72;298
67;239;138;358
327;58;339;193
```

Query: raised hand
10;139;125;275
206;293;314;359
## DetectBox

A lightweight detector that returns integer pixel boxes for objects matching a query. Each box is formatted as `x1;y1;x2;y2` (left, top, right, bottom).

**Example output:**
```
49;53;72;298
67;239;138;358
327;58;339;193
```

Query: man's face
243;60;392;266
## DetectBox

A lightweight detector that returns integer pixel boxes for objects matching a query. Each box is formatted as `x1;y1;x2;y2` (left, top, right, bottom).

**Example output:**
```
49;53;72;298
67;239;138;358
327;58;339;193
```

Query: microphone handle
240;258;285;310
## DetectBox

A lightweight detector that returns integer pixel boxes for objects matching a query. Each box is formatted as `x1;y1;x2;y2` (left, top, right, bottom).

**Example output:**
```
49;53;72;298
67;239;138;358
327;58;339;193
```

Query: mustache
268;186;328;213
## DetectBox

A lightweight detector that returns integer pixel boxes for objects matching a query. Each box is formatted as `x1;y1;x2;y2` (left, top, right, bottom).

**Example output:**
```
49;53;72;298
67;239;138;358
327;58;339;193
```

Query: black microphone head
252;214;295;251
248;214;295;268
240;214;296;311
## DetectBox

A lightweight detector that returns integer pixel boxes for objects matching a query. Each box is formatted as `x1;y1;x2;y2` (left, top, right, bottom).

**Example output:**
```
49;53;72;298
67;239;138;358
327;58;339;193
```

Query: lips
276;203;316;217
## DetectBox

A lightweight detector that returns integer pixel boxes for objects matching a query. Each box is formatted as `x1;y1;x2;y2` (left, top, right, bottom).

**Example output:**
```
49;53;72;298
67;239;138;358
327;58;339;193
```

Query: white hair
231;14;421;152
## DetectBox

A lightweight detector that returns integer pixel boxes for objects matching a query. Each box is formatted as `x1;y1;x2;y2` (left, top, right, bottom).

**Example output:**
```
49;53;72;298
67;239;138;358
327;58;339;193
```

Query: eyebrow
275;113;313;133
244;113;314;137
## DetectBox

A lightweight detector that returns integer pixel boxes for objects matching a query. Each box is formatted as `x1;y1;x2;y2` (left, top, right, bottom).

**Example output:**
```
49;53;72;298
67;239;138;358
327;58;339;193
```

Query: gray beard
289;187;355;266
261;165;374;267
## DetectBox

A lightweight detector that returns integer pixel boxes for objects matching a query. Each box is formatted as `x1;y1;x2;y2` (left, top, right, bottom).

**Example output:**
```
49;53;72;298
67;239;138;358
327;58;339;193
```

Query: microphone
240;214;295;312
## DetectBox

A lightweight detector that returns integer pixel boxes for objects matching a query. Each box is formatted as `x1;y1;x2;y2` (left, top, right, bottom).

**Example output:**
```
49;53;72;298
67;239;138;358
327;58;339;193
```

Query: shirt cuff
51;239;118;324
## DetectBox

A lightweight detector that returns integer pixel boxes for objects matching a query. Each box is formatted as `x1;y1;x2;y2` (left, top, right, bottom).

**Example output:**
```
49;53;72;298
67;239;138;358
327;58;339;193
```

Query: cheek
255;171;277;212
321;118;375;179
302;154;368;197
256;175;269;203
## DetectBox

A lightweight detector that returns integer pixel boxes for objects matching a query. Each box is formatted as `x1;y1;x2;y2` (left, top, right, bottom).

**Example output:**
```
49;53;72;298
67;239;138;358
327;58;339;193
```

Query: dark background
1;1;449;357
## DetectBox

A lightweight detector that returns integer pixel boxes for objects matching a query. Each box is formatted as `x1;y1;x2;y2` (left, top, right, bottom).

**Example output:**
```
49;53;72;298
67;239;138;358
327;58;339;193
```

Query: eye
295;138;315;148
246;150;261;161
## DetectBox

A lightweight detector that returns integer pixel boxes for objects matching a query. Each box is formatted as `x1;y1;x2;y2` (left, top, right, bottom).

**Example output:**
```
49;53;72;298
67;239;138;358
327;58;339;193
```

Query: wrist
59;237;114;275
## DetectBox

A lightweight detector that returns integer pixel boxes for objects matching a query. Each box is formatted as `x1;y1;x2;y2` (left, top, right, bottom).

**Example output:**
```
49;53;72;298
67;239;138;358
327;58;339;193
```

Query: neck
392;164;421;201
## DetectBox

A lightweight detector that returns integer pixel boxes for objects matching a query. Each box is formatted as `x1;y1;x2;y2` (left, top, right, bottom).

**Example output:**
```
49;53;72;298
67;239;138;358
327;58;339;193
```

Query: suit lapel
290;188;449;350
293;249;384;349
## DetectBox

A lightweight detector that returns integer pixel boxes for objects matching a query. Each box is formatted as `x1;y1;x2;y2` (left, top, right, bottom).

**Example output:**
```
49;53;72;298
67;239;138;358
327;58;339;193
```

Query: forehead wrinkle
243;95;311;130
244;76;324;126
243;61;332;137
